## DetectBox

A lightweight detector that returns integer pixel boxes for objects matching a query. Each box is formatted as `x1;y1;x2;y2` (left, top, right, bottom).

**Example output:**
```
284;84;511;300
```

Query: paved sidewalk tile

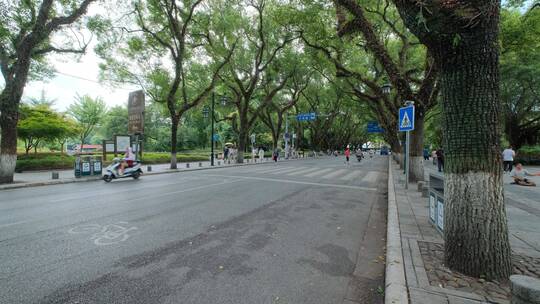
391;159;540;304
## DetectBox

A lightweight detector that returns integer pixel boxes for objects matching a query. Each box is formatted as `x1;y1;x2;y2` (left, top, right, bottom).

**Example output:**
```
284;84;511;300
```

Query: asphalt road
0;156;388;304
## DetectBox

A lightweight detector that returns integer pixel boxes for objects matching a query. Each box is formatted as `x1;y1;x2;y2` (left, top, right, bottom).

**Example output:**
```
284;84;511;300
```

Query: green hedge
15;152;211;172
516;145;540;166
141;152;208;164
16;155;76;172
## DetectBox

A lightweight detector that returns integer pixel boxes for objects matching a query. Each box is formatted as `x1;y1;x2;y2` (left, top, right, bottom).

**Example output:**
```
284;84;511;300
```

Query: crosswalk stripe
261;167;303;174
304;168;334;178
245;165;280;172
321;169;349;179
340;170;363;181
361;171;379;183
286;167;321;176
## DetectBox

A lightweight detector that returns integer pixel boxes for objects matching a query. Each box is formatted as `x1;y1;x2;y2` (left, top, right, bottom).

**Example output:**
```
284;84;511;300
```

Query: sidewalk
390;160;540;304
1;156;317;191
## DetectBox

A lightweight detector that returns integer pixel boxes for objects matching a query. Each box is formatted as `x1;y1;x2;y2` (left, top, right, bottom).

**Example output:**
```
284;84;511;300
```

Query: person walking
344;145;351;166
258;147;265;161
273;148;279;162
502;145;515;173
436;148;444;172
223;146;229;161
423;148;430;160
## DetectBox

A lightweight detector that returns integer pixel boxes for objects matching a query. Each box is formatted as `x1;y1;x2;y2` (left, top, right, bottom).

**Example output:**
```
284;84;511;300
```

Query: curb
385;157;408;304
0;156;325;191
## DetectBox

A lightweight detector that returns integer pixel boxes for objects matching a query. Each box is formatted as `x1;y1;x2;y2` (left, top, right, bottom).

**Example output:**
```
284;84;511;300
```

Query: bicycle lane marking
68;222;138;246
64;179;243;246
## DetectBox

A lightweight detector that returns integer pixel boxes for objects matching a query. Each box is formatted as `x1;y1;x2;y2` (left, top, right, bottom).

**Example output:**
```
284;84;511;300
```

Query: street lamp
381;83;392;95
203;93;230;166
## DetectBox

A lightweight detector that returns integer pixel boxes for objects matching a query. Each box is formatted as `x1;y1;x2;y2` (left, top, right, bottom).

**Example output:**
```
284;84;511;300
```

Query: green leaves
67;94;107;145
17;104;77;154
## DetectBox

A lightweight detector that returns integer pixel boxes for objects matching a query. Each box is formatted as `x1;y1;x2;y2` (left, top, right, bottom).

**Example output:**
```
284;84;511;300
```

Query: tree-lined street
0;157;387;304
2;0;540;302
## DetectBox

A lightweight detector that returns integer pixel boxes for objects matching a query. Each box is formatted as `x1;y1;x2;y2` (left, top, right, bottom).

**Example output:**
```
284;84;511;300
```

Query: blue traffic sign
398;105;415;132
367;121;384;133
296;112;317;122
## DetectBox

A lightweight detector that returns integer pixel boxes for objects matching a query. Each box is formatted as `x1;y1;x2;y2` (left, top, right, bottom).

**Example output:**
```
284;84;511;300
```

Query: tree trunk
0;108;18;184
409;112;425;182
434;25;511;280
271;131;278;150
237;131;245;164
170;117;179;169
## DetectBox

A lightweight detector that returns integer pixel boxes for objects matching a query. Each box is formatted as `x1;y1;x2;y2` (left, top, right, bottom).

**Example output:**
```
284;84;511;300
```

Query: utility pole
285;115;289;159
211;92;215;166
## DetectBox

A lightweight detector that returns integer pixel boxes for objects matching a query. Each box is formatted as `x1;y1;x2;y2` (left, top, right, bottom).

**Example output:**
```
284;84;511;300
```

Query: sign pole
398;101;415;190
285;115;289;158
405;130;410;189
211;92;215;166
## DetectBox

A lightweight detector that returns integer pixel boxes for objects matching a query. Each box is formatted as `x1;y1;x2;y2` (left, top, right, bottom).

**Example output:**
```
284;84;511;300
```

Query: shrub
516;145;540;166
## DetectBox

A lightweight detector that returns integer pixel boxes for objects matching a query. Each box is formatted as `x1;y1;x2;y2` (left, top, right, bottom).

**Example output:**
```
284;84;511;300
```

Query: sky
24;47;139;112
20;1;139;112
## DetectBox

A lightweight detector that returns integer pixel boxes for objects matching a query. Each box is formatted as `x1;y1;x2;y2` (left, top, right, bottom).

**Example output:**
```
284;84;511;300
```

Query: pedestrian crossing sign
398;105;415;132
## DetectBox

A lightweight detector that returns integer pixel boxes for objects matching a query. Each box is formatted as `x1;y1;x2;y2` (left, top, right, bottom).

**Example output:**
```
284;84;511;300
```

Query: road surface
0;156;388;304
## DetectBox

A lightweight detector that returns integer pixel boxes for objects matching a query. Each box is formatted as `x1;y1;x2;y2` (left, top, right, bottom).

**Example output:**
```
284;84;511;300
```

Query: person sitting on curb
510;163;540;187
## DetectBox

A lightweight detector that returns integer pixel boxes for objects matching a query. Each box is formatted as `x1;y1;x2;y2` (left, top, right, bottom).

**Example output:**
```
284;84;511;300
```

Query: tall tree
299;0;438;181
68;94;107;151
258;62;310;149
500;8;540;149
216;0;296;163
340;0;511;279
0;0;98;183
98;0;235;169
17;104;73;155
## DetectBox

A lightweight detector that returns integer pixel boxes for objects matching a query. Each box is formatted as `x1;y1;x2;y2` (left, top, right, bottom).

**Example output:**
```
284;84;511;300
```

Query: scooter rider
119;147;135;175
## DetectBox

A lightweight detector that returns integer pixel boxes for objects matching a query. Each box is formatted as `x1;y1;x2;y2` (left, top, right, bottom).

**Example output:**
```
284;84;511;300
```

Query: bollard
199;162;202;167
52;172;59;180
417;181;424;192
147;165;152;172
228;160;231;165
511;275;540;304
217;161;221;166
421;186;429;198
186;163;190;168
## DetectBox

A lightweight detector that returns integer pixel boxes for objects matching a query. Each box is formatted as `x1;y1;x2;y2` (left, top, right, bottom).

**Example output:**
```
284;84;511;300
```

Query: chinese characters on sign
128;90;145;135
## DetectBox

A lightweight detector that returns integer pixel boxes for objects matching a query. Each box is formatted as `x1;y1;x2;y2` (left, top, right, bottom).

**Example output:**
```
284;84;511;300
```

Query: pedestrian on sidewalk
510;163;540;186
223;146;229;161
344;145;351;166
273;148;279;162
436;148;444;172
502;145;515;173
258;147;265;161
423;148;430;160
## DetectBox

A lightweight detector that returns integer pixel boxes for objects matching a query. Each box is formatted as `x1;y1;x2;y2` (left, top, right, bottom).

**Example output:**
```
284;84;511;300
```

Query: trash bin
74;155;82;178
81;156;92;177
428;173;444;234
91;156;103;176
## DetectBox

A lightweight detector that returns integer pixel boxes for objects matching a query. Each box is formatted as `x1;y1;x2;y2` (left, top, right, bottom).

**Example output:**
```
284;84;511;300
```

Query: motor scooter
103;158;143;182
356;152;363;162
